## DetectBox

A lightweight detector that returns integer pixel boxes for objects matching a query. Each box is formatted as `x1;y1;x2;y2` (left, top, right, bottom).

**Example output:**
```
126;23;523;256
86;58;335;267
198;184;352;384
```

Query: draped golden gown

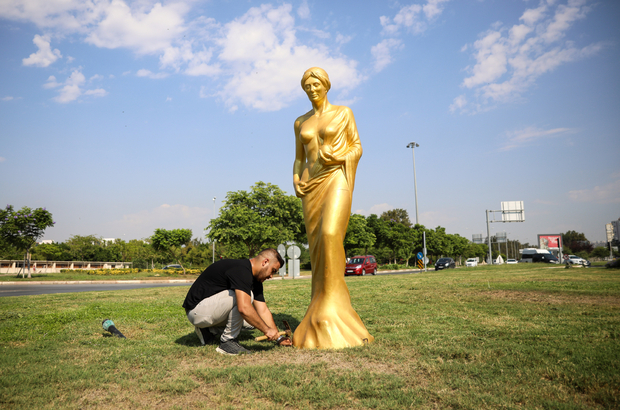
293;105;374;349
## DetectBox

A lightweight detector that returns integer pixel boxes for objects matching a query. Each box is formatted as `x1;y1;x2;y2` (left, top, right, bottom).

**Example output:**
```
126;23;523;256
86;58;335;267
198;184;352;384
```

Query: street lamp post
407;142;426;271
212;197;216;264
406;142;420;225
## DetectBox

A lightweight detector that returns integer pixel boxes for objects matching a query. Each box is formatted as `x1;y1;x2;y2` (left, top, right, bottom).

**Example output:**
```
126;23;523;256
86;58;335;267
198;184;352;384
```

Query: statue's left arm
340;107;362;193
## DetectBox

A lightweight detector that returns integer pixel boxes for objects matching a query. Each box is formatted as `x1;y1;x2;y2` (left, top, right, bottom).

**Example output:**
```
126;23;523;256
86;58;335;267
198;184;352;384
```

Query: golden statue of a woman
292;67;374;349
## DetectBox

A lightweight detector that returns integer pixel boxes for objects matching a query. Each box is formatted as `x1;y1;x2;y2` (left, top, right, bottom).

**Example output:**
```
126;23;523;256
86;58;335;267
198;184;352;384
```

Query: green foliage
0;205;55;277
151;228;192;273
592;246;611;259
562;230;593;254
379;208;412;227
31;242;68;261
207;181;305;258
0;205;54;254
344;214;375;257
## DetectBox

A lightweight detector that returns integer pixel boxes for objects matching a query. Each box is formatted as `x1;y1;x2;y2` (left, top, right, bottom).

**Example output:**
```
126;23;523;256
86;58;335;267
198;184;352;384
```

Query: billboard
538;234;561;249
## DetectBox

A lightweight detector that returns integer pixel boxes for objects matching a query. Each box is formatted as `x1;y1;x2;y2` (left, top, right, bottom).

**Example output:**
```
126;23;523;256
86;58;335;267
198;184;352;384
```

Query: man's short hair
257;248;285;269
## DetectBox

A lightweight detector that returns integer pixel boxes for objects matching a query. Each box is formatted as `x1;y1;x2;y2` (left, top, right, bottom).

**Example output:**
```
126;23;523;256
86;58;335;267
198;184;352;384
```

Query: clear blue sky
1;0;619;245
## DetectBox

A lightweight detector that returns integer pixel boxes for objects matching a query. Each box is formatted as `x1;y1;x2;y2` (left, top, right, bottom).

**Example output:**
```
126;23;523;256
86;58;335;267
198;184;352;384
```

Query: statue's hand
318;145;343;165
294;181;306;198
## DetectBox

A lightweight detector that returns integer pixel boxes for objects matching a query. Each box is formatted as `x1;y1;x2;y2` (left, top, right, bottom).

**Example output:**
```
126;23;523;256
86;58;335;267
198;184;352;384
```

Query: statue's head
301;67;331;93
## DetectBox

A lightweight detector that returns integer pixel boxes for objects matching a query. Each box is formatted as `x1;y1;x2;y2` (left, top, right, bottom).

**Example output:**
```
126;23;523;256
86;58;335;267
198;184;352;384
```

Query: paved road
0;269;426;297
0;282;192;297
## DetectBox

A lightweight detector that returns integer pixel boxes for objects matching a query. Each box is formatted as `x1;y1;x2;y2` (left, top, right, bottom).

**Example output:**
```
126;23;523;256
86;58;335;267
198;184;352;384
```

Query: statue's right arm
293;119;306;198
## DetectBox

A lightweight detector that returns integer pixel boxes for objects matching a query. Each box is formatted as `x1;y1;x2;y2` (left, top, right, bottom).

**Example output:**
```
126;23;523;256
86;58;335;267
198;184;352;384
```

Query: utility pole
212;197;216;264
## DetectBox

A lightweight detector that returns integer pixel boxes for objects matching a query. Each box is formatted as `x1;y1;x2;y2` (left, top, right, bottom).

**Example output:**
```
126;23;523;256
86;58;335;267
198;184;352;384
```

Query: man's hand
264;327;280;341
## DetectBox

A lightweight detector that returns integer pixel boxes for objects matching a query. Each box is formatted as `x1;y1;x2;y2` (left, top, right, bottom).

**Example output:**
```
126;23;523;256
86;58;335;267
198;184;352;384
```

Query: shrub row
59;268;204;276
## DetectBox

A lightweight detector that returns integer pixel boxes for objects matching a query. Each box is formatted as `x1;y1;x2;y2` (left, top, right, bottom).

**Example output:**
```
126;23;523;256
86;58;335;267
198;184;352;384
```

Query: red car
345;255;377;276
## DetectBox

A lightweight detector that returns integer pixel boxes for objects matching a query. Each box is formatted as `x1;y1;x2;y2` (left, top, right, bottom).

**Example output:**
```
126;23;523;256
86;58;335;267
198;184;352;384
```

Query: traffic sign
417;252;423;259
287;245;301;260
563;254;569;260
277;244;286;258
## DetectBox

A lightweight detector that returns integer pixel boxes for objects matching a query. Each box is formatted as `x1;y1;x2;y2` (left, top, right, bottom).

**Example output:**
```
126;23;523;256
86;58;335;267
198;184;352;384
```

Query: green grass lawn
1;264;618;409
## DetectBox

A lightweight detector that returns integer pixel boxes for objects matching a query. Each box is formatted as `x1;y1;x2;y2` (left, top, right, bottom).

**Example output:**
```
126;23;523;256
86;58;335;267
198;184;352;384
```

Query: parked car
162;264;182;269
506;259;518;264
567;255;586;266
435;257;456;270
531;254;559;264
345;255;377;276
465;258;478;267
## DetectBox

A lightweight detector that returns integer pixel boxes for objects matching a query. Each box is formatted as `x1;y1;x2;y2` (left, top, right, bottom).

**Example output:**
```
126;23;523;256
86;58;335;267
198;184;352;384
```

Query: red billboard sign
538;234;561;249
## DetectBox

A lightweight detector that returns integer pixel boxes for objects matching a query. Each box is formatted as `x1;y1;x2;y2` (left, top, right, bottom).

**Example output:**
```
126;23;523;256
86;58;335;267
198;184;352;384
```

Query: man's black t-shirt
182;259;265;311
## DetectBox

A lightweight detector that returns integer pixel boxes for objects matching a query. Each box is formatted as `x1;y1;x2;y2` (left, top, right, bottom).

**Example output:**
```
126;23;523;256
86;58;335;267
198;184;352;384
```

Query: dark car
345;255;377;276
532;254;559;264
162;264;182;269
435;257;455;270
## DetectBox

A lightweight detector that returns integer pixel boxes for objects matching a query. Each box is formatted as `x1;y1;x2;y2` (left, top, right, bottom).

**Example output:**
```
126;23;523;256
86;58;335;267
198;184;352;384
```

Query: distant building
612;219;620;242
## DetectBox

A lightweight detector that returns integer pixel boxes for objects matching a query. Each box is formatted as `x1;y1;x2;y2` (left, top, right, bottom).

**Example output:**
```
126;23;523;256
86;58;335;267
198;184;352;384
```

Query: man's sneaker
216;339;252;355
242;321;255;331
195;326;217;346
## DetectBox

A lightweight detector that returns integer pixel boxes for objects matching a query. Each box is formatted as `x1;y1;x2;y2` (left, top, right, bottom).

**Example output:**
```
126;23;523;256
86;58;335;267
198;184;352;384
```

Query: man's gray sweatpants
185;289;253;342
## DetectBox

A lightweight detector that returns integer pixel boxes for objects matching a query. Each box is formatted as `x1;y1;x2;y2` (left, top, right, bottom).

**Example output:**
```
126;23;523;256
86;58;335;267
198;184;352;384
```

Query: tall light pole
406;142;420;225
407;142;425;271
212;197;216;264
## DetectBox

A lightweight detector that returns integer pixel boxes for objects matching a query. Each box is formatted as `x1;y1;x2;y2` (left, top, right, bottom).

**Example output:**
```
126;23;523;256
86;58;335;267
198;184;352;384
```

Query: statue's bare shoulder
294;110;314;132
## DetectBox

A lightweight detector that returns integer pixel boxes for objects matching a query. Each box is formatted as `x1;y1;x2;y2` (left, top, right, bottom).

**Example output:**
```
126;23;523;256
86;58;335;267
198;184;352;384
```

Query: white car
567;255;586;266
465;258;478;267
506;259;518;264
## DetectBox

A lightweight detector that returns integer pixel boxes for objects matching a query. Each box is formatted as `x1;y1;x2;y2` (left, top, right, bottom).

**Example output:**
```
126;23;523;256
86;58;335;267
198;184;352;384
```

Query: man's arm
254;299;293;346
235;289;279;341
253;300;277;330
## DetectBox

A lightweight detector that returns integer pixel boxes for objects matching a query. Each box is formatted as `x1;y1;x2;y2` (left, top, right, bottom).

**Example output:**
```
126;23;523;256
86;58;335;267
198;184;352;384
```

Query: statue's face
304;76;327;102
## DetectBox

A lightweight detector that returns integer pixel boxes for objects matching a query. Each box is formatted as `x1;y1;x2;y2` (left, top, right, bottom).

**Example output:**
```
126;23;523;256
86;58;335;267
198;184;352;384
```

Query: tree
366;214;389;248
0;205;54;278
64;235;104;261
151;228;192;274
380;209;412;228
383;221;414;264
562;230;592;253
591;246;610;259
31;242;66;261
344;214;376;257
449;234;470;264
207;182;306;258
425;226;450;260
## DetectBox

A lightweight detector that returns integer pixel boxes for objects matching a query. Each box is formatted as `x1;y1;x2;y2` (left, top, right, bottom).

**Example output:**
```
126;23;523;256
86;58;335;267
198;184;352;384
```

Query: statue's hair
256;248;285;269
301;67;331;92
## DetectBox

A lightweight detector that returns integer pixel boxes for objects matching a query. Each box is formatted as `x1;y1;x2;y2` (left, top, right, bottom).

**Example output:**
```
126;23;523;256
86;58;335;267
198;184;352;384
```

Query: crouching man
182;248;292;355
